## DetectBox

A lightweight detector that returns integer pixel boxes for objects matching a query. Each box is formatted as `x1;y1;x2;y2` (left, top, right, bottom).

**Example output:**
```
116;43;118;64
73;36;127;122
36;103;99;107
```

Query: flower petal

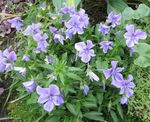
75;42;86;51
49;84;60;96
44;101;54;112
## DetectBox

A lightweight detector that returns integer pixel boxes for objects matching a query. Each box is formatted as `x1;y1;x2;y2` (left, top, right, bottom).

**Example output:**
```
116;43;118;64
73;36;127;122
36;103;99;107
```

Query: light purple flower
98;23;110;35
99;41;113;53
76;9;89;28
3;49;17;62
33;33;49;52
0;51;6;73
106;12;121;28
121;95;128;104
37;41;49;52
124;24;147;47
60;7;75;14
36;84;64;112
23;23;41;36
22;54;30;62
65;29;73;40
23;80;36;93
65;14;84;35
75;40;95;63
112;74;135;104
83;85;89;96
50;27;58;34
54;34;64;45
103;61;124;80
33;33;48;42
130;48;134;56
7;17;23;31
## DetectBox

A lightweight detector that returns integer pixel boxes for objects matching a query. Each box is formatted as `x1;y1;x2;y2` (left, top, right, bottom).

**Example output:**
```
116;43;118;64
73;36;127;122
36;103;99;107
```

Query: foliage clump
128;68;150;122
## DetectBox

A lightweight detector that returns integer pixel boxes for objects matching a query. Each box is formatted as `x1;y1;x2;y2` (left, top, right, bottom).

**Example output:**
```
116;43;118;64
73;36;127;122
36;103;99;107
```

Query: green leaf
66;73;82;81
39;64;54;70
96;58;108;72
66;0;81;8
52;0;65;11
27;93;38;105
110;110;118;122
83;112;104;121
137;4;150;18
134;43;150;67
122;7;135;21
117;104;123;119
59;73;65;83
66;103;77;116
45;116;60;122
107;0;128;13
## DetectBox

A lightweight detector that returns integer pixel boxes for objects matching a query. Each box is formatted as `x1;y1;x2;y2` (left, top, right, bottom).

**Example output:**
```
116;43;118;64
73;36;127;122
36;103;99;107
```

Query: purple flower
98;23;110;35
103;61;124;80
65;14;84;35
106;12;121;28
23;80;36;93
124;24;147;47
130;48;134;56
50;27;58;34
37;41;49;52
60;7;75;14
76;9;89;28
54;34;64;45
112;74;135;104
7;17;23;31
65;29;73;40
3;49;17;62
33;33;48;42
33;33;49;52
99;41;113;53
121;96;128;104
75;40;95;63
83;85;89;95
36;84;64;112
22;54;30;62
0;51;6;73
23;23;41;36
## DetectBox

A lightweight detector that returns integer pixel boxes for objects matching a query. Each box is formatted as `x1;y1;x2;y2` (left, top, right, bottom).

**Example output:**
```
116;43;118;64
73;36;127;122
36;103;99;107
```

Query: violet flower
3;49;17;63
50;27;58;34
22;54;30;62
112;74;135;104
7;17;23;31
60;7;75;14
23;23;41;36
65;14;84;35
36;84;64;112
33;33;49;52
75;40;95;63
98;23;110;35
23;80;36;93
99;41;113;53
83;85;89;96
103;61;124;80
0;51;6;73
106;12;121;28
124;24;147;48
54;34;64;45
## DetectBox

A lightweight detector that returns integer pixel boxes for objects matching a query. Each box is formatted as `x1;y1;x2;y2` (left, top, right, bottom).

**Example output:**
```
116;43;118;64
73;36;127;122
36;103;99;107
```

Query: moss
128;68;150;122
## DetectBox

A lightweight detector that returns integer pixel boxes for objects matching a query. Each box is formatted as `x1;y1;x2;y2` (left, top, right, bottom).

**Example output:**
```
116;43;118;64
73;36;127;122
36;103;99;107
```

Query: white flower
14;67;26;76
86;71;99;81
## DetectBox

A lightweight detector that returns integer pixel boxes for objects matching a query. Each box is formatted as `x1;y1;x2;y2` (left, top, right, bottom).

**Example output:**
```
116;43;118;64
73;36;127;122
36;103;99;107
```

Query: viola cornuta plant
1;2;150;122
